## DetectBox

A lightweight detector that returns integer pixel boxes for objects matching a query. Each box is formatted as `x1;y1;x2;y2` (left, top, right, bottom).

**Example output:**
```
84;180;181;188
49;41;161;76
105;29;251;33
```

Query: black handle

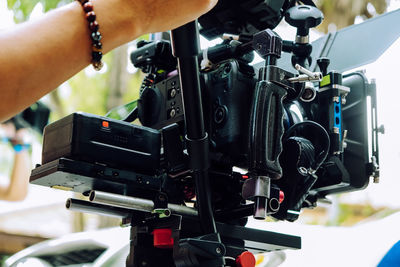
249;80;287;179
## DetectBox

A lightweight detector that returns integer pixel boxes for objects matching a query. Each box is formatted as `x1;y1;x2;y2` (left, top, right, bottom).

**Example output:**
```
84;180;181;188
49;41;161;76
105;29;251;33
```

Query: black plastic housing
42;112;161;174
198;0;289;40
202;60;256;163
30;158;163;196
139;60;256;165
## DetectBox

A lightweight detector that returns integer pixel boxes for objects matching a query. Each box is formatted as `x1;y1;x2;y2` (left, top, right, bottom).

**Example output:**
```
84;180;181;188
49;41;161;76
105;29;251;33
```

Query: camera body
138;58;256;166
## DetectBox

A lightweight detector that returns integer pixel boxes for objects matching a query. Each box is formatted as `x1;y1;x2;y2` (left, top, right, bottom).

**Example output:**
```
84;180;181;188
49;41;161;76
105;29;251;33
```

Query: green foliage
60;54;112;119
124;72;142;102
335;203;397;226
50;53;142;122
7;0;71;22
0;254;10;266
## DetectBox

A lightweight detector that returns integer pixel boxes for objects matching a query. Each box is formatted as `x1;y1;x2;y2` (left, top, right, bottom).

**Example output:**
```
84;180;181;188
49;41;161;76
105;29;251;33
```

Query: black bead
92;41;102;52
91;31;102;42
92;51;103;62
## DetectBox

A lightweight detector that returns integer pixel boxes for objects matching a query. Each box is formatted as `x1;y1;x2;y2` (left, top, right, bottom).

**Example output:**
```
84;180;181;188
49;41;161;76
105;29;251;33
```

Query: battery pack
42;112;161;174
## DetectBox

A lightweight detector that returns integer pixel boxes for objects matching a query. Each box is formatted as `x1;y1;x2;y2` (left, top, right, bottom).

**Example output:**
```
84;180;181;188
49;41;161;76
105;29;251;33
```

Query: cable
284;120;330;170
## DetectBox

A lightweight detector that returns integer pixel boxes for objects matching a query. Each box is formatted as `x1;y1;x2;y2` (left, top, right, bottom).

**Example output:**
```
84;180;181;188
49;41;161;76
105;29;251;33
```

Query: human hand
0;123;16;141
11;128;30;146
131;0;219;34
0;123;30;145
94;0;218;50
0;0;219;122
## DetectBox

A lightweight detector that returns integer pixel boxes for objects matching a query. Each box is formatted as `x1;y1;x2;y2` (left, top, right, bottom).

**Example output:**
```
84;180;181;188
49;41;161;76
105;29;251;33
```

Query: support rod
89;190;198;217
171;21;217;234
66;198;131;218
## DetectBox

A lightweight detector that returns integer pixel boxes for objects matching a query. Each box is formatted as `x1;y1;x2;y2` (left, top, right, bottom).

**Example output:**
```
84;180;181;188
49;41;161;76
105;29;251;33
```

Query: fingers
15;129;29;140
0;123;16;139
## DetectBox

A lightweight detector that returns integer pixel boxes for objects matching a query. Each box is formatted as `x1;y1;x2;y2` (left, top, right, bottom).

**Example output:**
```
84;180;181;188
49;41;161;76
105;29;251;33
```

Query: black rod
175;56;205;138
171;21;217;235
171;21;205;139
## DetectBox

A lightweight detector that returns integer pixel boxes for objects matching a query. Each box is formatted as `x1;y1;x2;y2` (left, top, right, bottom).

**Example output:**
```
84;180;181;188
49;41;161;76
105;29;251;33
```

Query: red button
152;228;174;249
102;121;109;128
236;251;256;267
279;190;285;203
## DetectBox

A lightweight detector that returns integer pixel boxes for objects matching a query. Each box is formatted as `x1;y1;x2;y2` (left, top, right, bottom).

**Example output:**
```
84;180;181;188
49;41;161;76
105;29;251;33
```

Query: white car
7;213;400;267
4;227;130;267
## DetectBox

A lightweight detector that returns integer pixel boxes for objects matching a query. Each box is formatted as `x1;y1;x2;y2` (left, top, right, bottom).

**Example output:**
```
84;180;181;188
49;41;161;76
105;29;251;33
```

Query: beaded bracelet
77;0;103;71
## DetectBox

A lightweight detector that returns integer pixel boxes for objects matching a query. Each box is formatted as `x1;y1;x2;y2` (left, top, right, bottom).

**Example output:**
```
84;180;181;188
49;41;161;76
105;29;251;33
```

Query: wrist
91;0;142;53
11;129;31;153
13;143;31;153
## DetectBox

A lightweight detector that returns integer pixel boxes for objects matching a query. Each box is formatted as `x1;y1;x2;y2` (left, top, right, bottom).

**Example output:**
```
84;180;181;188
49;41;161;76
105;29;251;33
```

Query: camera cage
29;1;389;266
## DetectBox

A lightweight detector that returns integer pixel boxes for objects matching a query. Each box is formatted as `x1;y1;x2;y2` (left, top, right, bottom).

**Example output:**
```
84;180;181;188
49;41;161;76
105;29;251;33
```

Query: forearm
0;151;31;201
0;1;139;121
0;0;218;122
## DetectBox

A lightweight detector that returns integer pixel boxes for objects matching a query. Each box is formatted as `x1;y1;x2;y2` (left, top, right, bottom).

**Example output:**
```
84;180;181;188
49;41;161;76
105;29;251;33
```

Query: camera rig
29;1;388;266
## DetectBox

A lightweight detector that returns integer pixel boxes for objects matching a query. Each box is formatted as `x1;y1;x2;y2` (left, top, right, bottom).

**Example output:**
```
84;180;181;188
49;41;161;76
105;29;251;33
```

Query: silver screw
170;88;177;98
169;109;176;118
333;127;340;134
298;167;308;175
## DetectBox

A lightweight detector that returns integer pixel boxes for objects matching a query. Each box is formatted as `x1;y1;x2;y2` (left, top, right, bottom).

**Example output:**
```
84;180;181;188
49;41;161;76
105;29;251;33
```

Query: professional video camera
29;0;394;266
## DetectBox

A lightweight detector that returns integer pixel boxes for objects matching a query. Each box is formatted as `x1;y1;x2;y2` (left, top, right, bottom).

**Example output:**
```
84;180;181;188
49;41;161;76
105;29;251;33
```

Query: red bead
86;11;96;22
89;21;99;32
83;2;93;12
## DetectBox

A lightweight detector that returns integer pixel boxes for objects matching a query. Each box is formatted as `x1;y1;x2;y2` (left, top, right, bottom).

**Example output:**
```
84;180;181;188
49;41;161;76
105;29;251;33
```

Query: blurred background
0;0;399;266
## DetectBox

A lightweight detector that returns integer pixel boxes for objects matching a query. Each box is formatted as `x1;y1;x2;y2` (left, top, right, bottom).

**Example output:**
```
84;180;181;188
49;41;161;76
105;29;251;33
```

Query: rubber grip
249;80;287;179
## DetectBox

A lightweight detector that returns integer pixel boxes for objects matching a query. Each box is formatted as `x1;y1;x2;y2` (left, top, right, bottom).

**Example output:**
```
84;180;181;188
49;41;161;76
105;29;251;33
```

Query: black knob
285;5;323;37
317;57;330;76
252;29;282;60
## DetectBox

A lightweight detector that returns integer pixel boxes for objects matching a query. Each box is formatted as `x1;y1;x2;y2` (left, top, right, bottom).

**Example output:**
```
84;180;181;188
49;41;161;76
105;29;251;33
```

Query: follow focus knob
285;5;323;38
